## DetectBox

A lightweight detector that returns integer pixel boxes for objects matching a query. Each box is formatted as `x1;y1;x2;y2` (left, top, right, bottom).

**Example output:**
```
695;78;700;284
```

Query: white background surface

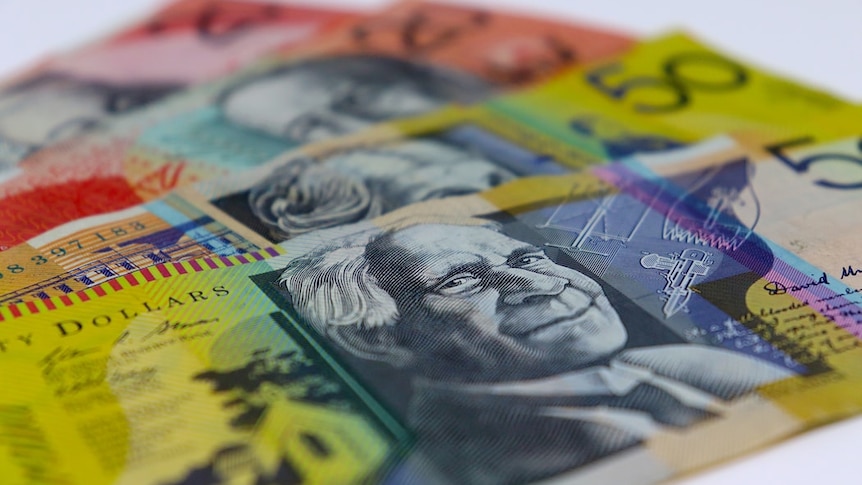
0;0;860;483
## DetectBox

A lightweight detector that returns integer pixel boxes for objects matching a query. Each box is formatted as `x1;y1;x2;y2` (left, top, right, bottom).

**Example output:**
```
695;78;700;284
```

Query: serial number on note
0;221;149;279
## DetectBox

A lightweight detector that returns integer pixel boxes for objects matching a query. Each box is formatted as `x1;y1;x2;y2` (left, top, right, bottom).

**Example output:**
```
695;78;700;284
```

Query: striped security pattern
0;247;281;321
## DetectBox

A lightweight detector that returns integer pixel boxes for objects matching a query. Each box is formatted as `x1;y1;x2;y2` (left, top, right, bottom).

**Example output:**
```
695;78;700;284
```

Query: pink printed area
5;136;133;198
50;27;316;84
41;0;355;84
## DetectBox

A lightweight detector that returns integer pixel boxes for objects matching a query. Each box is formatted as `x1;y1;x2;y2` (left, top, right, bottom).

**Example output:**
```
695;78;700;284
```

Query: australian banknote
488;32;862;161
0;105;590;304
0;0;357;171
0;0;634;250
3;165;862;483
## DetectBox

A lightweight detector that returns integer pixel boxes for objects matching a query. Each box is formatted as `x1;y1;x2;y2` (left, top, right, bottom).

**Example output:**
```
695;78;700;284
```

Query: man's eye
334;85;373;111
515;254;546;266
436;273;478;291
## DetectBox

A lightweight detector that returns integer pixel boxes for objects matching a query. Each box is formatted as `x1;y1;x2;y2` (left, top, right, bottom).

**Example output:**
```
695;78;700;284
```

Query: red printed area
117;0;356;42
0;177;143;250
296;2;633;88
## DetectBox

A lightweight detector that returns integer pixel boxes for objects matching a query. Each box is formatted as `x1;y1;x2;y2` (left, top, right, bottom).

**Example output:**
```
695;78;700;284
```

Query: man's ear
327;325;415;368
249;159;382;240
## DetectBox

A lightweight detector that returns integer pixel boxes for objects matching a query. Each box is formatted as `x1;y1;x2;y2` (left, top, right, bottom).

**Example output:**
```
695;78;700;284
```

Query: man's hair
279;243;400;334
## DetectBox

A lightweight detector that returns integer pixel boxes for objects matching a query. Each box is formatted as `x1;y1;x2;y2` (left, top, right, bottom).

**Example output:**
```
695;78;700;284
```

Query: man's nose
496;268;567;305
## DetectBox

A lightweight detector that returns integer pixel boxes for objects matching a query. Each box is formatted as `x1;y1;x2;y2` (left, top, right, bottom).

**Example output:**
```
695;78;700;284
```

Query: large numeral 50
766;137;862;190
586;52;748;114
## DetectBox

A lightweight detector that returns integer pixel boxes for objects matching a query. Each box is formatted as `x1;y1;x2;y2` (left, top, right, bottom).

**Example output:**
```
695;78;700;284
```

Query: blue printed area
515;163;810;374
138;107;295;169
439;124;570;176
624;157;862;352
622;157;848;296
144;199;248;257
568;116;686;160
486;102;611;160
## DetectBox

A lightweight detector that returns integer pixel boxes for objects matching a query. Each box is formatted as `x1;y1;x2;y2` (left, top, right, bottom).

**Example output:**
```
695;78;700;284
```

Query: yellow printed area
256;400;391;483
0;247;282;322
482;171;614;214
0;291;139;485
0;263;395;484
355;172;608;235
587;33;850;132
493;33;858;155
743;278;862;421
730;106;862;154
469;106;606;169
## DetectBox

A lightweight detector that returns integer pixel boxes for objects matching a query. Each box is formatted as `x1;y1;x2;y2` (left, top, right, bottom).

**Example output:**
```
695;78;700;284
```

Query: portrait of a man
212;54;504;242
0;73;179;167
217;54;491;143
277;221;791;483
247;139;515;240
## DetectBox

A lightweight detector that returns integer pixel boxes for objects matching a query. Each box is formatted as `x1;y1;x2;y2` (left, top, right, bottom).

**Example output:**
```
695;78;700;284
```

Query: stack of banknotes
3;1;862;483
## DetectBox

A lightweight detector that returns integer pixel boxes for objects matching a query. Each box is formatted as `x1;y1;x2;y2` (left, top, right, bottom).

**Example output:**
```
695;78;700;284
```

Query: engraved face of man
221;71;437;142
219;56;488;143
0;75;177;162
0;80;104;148
366;224;627;381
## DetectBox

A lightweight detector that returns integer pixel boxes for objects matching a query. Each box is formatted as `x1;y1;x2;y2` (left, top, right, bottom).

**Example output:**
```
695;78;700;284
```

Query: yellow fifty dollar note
489;32;861;160
0;253;404;485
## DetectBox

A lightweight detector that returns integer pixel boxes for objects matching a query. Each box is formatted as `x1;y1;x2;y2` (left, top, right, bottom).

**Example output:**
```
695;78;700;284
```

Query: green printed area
138;107;295;169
